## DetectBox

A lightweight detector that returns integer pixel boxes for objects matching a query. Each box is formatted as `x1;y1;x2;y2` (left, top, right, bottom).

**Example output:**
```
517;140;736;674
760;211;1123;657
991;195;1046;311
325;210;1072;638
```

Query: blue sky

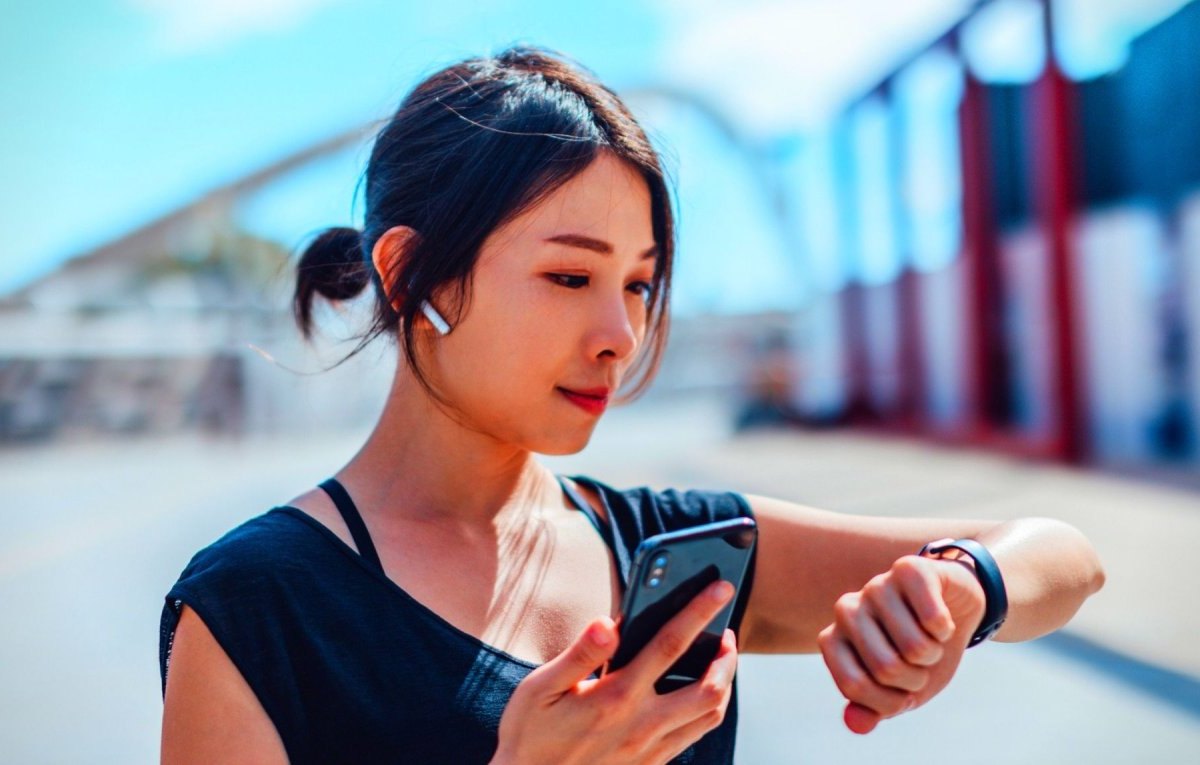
1;0;1190;314
0;1;652;285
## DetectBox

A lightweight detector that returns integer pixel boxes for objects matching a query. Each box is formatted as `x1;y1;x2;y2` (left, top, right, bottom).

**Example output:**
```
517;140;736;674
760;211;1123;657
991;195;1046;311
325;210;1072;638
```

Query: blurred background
2;0;1198;762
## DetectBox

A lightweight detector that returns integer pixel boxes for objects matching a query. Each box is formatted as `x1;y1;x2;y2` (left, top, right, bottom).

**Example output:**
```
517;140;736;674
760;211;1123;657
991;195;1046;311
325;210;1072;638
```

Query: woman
159;46;1105;764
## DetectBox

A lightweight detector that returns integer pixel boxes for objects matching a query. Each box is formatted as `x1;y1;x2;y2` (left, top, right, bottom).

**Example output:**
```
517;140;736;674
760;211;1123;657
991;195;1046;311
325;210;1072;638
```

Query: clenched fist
817;554;986;734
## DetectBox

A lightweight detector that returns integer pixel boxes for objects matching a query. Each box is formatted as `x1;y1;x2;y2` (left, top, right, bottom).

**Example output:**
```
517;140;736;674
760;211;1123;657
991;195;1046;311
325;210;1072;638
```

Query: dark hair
293;45;675;404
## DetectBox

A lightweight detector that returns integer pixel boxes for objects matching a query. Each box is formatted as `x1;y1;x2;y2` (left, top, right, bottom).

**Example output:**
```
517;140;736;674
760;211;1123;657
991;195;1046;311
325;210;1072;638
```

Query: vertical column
1034;0;1086;462
955;53;999;440
885;77;926;429
833;116;871;422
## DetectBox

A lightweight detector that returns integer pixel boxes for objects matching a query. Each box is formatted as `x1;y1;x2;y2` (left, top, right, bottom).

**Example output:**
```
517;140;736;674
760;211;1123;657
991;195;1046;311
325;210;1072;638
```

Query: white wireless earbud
420;300;452;336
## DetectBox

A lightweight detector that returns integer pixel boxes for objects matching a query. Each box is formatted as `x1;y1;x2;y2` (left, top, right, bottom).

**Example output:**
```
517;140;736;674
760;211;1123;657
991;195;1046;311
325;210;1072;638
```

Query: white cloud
653;0;974;135
128;0;342;56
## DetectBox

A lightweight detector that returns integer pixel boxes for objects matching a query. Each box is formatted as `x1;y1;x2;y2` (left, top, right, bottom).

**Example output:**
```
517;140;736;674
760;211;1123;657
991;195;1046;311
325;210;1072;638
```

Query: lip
562;386;612;398
557;387;610;415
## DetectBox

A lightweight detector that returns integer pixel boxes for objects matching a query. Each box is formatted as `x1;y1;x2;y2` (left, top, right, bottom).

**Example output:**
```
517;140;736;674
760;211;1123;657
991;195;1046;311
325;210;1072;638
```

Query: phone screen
607;518;757;693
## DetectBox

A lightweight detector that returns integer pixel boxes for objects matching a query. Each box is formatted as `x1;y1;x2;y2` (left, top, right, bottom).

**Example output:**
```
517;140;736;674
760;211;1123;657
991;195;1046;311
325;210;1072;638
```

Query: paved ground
2;392;1197;762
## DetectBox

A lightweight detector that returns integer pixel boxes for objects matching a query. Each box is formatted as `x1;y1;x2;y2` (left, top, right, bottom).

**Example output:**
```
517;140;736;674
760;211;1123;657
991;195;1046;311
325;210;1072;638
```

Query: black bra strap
319;478;385;574
319;475;620;584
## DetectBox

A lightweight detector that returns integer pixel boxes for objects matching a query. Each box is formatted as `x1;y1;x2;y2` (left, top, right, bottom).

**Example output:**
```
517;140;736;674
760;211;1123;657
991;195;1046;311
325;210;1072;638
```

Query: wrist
917;538;1008;648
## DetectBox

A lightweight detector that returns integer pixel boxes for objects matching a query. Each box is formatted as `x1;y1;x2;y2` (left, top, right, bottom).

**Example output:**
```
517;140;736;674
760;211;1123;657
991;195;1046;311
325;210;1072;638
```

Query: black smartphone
606;517;757;694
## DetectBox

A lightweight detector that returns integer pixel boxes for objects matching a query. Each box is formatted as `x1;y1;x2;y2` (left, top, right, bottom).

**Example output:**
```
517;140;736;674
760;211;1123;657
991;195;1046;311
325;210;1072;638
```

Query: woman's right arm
161;605;289;764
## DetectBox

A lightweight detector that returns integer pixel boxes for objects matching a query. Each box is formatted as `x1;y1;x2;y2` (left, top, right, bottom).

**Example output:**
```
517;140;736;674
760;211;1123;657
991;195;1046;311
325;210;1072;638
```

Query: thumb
533;616;619;698
931;558;986;641
843;702;882;735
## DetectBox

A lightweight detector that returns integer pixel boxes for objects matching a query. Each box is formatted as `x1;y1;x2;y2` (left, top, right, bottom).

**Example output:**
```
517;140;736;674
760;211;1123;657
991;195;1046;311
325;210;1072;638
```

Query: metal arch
620;83;807;287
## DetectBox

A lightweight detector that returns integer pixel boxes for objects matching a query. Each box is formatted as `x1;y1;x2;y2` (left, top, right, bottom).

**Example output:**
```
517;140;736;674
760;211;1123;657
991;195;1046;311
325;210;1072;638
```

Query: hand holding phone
606;517;757;693
493;575;742;764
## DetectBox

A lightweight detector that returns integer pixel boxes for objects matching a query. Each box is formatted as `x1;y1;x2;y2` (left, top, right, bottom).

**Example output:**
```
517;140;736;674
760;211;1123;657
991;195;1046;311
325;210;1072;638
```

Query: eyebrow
543;233;659;260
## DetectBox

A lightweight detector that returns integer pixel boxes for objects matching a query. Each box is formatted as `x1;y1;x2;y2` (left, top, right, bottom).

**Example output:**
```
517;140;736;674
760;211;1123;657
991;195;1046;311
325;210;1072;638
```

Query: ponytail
292;227;371;339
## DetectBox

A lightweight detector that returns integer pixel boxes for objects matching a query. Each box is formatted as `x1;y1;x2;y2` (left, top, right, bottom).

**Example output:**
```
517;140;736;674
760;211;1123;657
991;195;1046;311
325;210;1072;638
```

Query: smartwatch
917;538;1008;648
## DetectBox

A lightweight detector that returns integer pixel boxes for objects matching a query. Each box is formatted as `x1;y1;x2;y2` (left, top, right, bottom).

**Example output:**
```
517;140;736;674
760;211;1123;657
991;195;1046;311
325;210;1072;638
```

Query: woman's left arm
736;494;1106;732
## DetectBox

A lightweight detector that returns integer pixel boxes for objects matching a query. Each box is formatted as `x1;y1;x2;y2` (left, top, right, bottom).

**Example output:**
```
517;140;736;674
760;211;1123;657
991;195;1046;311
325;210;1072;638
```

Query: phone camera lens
645;551;669;587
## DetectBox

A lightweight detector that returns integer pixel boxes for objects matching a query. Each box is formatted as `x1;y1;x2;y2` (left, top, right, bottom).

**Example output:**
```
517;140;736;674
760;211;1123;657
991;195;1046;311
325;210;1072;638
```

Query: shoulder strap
318;478;385;574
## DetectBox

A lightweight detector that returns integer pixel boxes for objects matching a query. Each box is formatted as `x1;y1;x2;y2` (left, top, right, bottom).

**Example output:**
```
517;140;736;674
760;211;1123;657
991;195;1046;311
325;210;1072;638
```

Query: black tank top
159;474;757;764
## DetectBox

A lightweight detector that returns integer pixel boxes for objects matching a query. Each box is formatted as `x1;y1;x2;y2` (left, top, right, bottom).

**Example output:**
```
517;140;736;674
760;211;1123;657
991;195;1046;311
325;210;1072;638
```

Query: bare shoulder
161;605;288;764
560;476;610;525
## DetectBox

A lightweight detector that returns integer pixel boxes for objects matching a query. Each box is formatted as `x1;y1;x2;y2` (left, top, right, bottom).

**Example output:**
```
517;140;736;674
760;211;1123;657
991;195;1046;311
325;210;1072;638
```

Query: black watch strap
917;538;1008;648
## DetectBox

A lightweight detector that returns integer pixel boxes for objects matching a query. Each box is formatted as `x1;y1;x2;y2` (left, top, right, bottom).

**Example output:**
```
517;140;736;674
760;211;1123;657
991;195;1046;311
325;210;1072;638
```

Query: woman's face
423;151;659;455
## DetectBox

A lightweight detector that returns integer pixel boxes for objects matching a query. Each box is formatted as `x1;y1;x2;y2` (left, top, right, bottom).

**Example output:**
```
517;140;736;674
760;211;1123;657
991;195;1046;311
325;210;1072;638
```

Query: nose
587;290;641;362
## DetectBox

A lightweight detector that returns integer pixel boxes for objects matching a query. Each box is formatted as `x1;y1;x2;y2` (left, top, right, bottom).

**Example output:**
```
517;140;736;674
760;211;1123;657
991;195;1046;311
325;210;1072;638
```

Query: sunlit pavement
3;392;1198;763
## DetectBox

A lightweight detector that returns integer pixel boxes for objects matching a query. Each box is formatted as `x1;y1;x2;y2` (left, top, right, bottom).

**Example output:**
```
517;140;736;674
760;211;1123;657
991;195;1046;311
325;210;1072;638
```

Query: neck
336;362;560;532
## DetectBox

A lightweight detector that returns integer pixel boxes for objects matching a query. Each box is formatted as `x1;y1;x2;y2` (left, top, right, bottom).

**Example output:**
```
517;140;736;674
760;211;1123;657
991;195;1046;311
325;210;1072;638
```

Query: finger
864;582;945;667
619;580;735;691
658;628;738;722
653;634;737;764
847;686;920;734
690;628;738;695
531;616;619;698
837;601;930;693
697;628;738;689
892;557;956;642
610;633;736;765
819;628;913;721
653;703;729;764
844;701;883;735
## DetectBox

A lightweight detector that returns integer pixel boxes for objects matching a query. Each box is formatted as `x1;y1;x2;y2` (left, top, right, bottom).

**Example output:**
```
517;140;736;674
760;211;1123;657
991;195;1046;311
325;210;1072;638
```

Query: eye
547;273;588;289
628;281;653;302
547;273;652;303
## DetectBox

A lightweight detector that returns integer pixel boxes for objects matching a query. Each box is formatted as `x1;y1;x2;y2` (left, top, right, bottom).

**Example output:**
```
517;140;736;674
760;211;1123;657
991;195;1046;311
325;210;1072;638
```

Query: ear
371;225;450;335
371;225;418;312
